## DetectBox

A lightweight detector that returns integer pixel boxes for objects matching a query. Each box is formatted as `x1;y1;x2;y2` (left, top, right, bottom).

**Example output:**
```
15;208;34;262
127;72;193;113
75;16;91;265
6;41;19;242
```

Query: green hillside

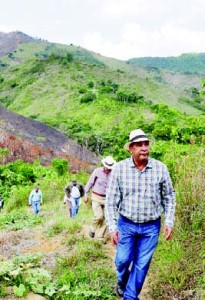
0;41;204;117
128;52;205;73
0;40;205;160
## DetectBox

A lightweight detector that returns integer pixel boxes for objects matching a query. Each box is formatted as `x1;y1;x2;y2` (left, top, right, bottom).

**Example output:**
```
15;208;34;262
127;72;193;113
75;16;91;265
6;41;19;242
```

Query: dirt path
0;220;153;300
82;225;153;300
0;224;68;300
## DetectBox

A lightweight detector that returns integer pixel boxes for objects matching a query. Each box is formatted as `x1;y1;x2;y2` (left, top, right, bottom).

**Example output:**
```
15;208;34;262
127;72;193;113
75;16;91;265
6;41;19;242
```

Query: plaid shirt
105;157;176;233
84;167;111;197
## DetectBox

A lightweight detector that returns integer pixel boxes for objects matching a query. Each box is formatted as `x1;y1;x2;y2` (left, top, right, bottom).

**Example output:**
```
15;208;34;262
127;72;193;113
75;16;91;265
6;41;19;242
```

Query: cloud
1;0;205;59
82;23;205;60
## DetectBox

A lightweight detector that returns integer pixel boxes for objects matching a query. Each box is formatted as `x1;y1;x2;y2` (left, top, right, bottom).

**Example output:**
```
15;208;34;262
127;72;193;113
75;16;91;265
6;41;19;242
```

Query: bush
52;158;68;176
80;92;96;103
6;185;31;212
116;89;144;103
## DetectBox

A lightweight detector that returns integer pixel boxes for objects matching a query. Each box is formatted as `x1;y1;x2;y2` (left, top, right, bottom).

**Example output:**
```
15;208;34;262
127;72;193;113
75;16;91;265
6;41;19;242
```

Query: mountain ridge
0;31;36;57
0;30;204;162
127;53;205;74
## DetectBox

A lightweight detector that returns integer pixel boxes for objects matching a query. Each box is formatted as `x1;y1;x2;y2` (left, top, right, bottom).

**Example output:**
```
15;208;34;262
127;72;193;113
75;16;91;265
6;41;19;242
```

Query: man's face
129;141;150;162
35;187;39;192
104;167;111;173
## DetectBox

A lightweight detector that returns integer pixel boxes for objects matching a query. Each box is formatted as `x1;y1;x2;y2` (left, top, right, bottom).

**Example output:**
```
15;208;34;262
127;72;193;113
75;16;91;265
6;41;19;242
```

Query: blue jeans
70;197;80;217
32;201;40;215
115;215;161;300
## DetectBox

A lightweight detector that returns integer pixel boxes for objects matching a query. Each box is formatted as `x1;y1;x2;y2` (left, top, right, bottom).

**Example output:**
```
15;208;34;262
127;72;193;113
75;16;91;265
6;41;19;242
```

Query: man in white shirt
65;180;84;217
29;185;43;215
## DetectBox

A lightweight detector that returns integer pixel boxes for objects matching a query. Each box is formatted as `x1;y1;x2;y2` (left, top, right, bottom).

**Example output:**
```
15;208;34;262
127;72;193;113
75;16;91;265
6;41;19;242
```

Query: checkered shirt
105;157;176;233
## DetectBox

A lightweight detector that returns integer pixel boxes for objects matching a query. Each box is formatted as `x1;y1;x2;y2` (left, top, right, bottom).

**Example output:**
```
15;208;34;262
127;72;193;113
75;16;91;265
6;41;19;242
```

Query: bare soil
0;220;153;300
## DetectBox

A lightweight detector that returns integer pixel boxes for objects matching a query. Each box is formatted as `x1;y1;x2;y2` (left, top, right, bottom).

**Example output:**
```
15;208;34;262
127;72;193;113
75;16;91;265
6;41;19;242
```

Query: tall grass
150;149;205;299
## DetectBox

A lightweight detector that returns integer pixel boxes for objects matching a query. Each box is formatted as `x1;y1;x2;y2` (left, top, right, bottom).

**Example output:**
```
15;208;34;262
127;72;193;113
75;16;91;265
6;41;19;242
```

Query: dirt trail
82;225;153;300
0;220;153;300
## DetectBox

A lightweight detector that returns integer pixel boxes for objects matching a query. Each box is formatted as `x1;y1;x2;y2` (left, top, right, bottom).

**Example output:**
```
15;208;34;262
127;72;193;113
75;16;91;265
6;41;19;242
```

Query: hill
0;31;204;116
0;31;35;57
0;106;99;171
0;31;204;161
127;53;205;74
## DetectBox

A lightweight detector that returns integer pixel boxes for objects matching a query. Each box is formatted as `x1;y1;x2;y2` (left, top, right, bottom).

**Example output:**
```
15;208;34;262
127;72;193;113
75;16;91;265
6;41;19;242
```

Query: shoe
89;230;95;238
116;282;124;297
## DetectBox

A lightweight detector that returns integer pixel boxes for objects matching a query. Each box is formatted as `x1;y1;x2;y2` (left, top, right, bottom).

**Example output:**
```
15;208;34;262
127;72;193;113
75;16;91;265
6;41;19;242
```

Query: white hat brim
101;159;116;169
124;137;149;151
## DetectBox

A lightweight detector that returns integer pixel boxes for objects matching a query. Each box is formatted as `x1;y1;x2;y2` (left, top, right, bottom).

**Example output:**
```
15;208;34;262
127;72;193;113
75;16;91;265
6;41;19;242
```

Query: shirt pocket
146;181;161;204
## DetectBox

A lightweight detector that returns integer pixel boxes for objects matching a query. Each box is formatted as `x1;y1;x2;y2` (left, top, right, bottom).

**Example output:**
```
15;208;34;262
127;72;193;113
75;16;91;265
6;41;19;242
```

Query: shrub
80;92;96;103
6;185;31;211
87;81;94;88
116;89;144;103
52;158;68;176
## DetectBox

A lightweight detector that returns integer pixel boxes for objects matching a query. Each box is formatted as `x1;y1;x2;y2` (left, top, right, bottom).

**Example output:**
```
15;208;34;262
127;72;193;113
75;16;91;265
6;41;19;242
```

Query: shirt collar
129;156;152;169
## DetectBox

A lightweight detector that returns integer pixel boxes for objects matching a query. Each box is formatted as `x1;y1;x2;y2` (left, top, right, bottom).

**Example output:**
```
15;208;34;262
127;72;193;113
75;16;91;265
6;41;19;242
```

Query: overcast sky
0;0;205;60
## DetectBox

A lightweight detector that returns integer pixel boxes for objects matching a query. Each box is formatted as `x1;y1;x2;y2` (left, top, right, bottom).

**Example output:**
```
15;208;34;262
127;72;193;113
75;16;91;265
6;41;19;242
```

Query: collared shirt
29;189;43;204
84;167;111;197
105;157;176;233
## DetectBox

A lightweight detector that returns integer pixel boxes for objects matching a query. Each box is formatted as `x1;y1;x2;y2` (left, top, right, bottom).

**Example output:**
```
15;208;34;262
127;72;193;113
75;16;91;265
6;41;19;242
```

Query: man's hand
84;196;89;204
110;231;120;247
163;225;173;240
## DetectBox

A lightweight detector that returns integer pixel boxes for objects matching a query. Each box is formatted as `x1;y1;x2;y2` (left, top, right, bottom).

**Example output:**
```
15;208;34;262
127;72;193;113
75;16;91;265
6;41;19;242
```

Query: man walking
84;156;116;244
105;129;176;299
65;179;84;217
29;185;43;215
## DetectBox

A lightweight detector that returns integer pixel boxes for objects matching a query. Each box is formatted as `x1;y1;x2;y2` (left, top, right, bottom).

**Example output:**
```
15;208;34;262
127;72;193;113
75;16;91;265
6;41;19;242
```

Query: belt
92;191;106;197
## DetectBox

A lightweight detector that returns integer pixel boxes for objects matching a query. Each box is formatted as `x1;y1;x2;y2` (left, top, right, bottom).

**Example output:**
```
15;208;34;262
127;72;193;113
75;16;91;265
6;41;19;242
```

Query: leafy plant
52;158;68;176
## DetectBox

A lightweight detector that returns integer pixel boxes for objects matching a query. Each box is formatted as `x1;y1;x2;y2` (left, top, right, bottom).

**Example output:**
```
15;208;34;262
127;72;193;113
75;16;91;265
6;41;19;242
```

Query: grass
0;150;204;299
0;194;117;299
54;238;116;300
150;150;205;299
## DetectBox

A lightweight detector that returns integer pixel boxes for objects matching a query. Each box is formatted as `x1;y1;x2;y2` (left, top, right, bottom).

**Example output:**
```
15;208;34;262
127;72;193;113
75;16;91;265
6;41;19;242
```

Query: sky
0;0;205;60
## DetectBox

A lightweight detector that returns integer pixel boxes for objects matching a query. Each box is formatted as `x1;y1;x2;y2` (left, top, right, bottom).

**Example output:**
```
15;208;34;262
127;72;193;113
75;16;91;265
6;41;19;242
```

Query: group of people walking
64;155;116;245
27;128;176;300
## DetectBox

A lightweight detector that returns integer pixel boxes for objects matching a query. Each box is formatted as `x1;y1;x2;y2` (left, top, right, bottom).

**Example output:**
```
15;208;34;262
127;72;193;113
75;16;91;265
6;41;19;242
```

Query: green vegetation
0;159;117;299
128;53;205;73
150;150;205;300
0;38;204;299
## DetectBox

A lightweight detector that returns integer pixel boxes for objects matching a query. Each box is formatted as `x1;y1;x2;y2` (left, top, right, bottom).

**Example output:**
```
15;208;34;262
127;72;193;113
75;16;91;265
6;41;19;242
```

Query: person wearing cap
105;129;176;299
65;179;84;217
84;156;116;244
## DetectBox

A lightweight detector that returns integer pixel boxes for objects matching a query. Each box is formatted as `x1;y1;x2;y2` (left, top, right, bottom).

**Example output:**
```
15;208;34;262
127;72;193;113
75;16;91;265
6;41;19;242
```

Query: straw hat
101;156;116;169
124;129;149;151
